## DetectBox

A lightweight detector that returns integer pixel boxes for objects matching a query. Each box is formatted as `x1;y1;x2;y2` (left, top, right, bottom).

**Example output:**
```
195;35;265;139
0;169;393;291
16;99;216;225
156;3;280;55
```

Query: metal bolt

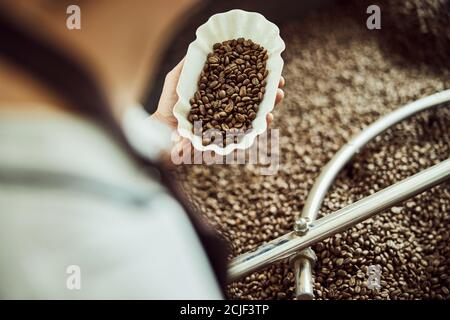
294;218;309;235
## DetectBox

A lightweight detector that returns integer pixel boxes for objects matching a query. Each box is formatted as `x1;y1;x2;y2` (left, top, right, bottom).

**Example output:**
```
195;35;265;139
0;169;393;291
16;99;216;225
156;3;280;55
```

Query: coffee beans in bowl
187;38;269;146
172;9;285;155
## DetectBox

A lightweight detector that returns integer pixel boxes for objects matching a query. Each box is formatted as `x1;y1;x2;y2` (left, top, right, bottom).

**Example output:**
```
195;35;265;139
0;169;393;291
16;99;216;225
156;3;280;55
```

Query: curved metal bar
294;89;450;299
228;158;450;282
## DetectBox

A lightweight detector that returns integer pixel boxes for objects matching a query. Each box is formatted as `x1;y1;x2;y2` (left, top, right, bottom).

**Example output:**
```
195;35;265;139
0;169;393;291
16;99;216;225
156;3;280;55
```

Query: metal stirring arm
228;158;450;283
227;90;450;296
294;89;450;299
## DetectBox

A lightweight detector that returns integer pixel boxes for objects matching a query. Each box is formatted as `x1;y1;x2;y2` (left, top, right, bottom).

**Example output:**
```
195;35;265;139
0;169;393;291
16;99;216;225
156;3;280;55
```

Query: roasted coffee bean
208;80;219;89
236;114;246;123
239;86;247;97
225;102;234;113
188;38;268;145
208;55;220;64
226;88;235;96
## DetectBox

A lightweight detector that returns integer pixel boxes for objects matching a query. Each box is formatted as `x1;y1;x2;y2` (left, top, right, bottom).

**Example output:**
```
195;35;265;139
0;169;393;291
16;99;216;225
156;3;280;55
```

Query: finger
158;57;186;113
266;113;274;126
275;88;284;105
279;76;285;88
165;57;186;82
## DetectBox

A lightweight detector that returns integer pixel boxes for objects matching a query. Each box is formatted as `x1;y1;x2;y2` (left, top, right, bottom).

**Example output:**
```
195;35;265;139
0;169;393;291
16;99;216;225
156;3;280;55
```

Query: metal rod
228;158;450;282
294;89;450;299
294;258;314;300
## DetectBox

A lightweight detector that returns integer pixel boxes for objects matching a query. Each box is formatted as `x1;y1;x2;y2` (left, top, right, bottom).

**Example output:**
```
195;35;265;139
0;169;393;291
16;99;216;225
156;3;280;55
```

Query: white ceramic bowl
173;9;285;155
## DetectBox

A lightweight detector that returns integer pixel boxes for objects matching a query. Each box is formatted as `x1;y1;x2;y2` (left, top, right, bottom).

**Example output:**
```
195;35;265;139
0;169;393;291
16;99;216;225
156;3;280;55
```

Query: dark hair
0;10;229;291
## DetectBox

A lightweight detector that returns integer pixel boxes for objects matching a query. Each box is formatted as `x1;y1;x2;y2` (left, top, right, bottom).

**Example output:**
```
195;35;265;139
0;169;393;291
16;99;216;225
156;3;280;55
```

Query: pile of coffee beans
175;2;449;299
187;38;269;145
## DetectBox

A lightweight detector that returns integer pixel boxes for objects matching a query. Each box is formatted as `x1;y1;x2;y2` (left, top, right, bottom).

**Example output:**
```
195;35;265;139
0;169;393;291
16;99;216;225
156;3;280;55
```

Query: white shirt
0;108;222;299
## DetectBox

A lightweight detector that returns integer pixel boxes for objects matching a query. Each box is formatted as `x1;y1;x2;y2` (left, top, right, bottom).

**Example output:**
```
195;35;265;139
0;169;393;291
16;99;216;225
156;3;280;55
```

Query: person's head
0;0;197;117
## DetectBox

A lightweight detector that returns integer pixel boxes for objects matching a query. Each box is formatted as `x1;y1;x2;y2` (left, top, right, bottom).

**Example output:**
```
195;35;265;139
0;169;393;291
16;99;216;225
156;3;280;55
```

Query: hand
151;58;285;128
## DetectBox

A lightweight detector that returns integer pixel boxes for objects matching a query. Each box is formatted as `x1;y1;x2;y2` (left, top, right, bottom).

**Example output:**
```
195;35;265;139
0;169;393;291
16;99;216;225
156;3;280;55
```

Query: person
0;1;284;299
